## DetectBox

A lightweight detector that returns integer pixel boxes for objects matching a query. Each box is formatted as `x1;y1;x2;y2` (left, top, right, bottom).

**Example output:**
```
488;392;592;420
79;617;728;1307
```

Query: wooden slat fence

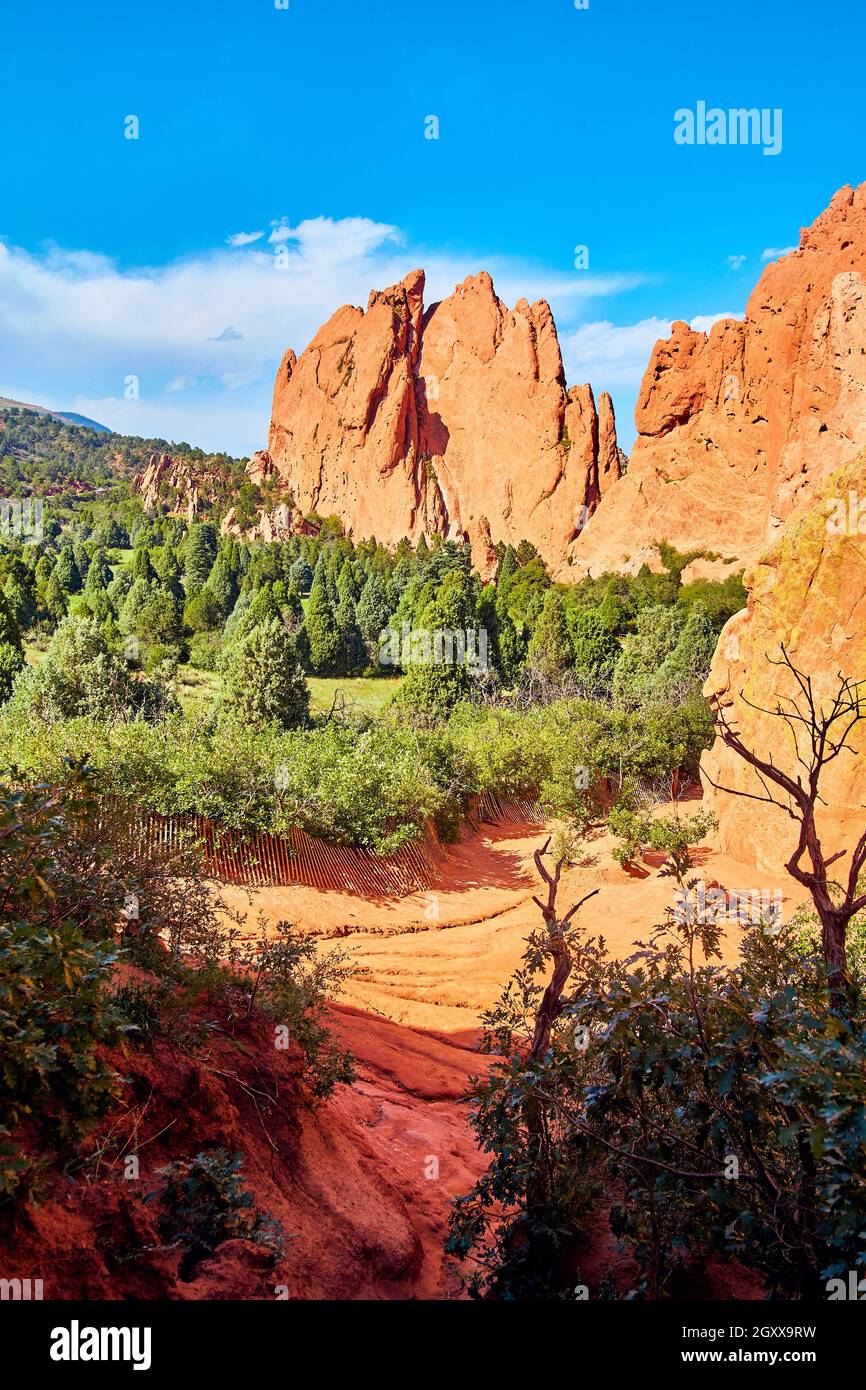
101;791;545;895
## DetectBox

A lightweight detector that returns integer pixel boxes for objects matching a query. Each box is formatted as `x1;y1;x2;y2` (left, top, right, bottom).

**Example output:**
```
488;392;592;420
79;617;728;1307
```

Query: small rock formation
220;498;319;543
266;268;620;575
135;452;207;525
702;453;866;874
572;183;866;577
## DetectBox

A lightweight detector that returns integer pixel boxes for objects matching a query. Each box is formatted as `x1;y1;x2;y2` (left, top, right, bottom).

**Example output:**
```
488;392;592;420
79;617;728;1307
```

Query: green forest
0;408;746;851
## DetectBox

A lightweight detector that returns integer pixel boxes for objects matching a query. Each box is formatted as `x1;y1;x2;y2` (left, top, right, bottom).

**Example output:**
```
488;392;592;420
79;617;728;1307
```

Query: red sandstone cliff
702;452;866;874
266;268;620;575
572;183;866;578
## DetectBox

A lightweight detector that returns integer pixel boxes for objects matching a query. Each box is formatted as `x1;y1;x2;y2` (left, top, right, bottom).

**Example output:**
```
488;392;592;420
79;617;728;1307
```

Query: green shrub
146;1150;284;1279
0;775;125;1194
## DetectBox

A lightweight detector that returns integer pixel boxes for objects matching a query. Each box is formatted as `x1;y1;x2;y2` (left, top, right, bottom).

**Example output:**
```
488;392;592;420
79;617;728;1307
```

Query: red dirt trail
6;816;804;1299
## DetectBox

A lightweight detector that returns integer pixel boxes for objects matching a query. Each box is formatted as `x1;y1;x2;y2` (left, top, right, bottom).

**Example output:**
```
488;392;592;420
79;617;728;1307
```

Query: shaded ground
210;810;808;1296
5;807;804;1301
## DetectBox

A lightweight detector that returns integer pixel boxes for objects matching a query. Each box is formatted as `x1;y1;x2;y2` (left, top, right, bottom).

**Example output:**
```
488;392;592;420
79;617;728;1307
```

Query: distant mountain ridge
0;396;111;434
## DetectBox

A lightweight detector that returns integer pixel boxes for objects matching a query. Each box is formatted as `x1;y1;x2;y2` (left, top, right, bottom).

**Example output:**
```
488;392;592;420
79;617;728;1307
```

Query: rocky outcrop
220;498;319;543
702;453;866;875
266;268;620;574
135;452;201;522
571;183;866;577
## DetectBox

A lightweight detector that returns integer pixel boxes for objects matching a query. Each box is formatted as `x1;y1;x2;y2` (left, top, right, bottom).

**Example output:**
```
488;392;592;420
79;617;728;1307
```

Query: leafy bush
449;841;866;1301
229;921;356;1100
10;616;173;723
146;1150;284;1279
0;775;125;1194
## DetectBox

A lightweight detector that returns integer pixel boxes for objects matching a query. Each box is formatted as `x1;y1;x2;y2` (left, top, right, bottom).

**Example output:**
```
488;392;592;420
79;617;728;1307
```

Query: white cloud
562;310;741;391
761;245;796;261
691;311;741;333
726;253;747;270
0;217;647;455
226;230;265;247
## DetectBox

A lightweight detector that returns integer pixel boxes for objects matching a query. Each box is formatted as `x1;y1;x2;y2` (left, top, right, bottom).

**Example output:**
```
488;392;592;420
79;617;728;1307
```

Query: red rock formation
135;452;207;524
266;269;620;575
702;452;866;875
572;183;866;577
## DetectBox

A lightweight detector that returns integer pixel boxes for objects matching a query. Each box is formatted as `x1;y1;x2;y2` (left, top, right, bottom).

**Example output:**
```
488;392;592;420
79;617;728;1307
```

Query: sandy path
221;817;809;1034
218;814;809;1297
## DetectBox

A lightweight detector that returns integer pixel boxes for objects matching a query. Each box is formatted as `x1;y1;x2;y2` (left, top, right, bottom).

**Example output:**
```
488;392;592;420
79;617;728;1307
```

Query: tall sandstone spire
266;268;620;574
570;183;866;578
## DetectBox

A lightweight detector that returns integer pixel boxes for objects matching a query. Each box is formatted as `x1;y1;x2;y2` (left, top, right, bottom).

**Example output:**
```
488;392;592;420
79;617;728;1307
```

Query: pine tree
223;617;309;730
396;569;476;718
53;544;82;595
356;574;392;649
597;578;625;634
0;590;24;701
132;546;157;583
336;590;366;675
570;608;620;680
84;548;113;594
183;523;217;590
42;570;68;625
496;544;519;591
527;587;573;681
290;556;313;593
73;538;91;583
304;572;342;674
205;553;237;619
3;573;37;632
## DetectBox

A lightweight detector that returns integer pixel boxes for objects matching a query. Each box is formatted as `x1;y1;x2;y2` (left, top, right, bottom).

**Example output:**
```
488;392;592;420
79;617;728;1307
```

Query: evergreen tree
34;553;54;588
478;587;523;686
222;617;309;730
570;608;621;681
527;587;573;681
290;556;313;593
0;590;24;702
156;546;185;603
132;546;157;583
613;605;687;709
356;574;392;650
94;517;129;549
336;590;366;675
656;603;717;702
597;579;626;634
184;523;218;590
84;548;113;594
496;544;519;592
42;570;68;625
119;576;155;636
3;573;37;632
137;588;183;646
73;538;91;582
205;553;237;619
11;615;169;722
183;587;222;633
281;581;305;632
304;572;342;674
54;544;82;595
396;569;477;718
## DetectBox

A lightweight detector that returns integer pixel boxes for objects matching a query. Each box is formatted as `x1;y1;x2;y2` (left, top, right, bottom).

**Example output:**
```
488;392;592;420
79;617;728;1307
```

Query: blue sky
1;0;863;454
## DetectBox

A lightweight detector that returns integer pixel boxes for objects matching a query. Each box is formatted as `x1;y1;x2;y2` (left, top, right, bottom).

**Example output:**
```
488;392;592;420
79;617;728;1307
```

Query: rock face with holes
571;183;866;578
701;453;866;875
266;268;620;575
